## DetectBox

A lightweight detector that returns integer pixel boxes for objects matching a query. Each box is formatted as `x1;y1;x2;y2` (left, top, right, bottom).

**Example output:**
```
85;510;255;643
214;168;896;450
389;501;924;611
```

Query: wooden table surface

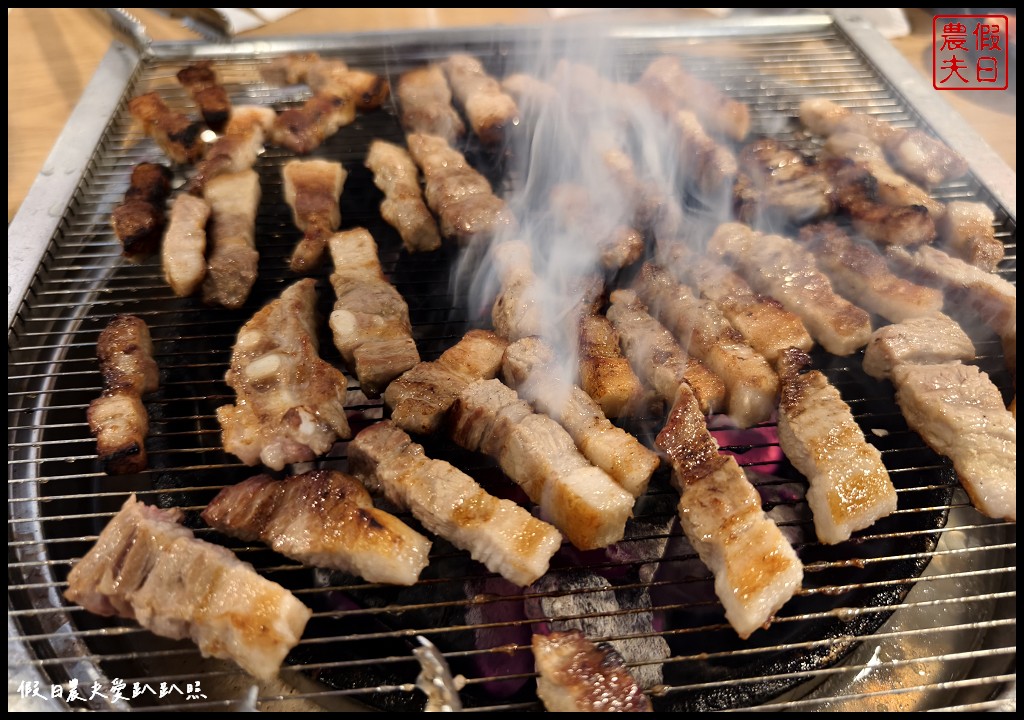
7;8;1015;223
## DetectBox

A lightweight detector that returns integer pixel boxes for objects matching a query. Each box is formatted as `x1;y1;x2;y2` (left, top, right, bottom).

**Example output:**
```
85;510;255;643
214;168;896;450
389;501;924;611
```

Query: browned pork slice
532;630;653;713
607;289;726;415
633;263;779;428
891;362;1015;522
862;313;975;381
449;378;634;551
128;92;206;164
669;110;738;200
708;222;873;356
798;221;944;323
272;92;357;154
162;193;211;297
365;139;441;253
327;228;419;397
489;240;543;342
201;469;431;585
735;138;834;225
637;54;750;142
87;315;160;475
66;495;311;681
577;313;645;419
201;169;261;309
282;159;347;273
396;64;466;143
657;383;804;639
776;349;897;544
217;279;351;470
502;337;661;498
440;53;519;147
176;59;231;131
384;329;509;436
305;62;390;112
111;162;173;261
937;201;1004;272
186;105;277;195
348;421;562;586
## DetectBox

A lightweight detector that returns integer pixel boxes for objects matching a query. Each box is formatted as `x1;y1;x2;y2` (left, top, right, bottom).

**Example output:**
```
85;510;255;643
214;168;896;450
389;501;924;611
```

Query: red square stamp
933;14;1009;90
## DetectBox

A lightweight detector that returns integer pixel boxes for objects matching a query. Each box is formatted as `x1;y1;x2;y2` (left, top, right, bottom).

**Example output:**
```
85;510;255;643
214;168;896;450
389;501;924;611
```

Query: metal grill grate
8;17;1016;712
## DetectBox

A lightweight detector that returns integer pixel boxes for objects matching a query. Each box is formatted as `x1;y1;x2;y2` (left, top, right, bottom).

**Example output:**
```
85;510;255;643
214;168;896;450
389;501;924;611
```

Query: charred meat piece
162;193;210;297
348;420;562;587
937;201;1004;272
798;222;944;323
578;313;645;419
305;61;389;112
200;169;261;309
862;313;976;382
65;494;311;681
271;92;357;154
327;228;420;397
532;630;653;712
176;60;231;131
217;279;351;470
637;54;750;142
185;105;276;195
449;378;635;551
202;469;431;586
384;329;508;436
110;162;173;260
735;138;834;225
892;362;1015;522
396;64;466;143
283;159;347;273
502;336;661;498
365;140;442;253
87;315;159;475
440;53;519;147
128;92;206;164
708;222;873;356
606;289;726;416
776;348;897;545
633;263;779;429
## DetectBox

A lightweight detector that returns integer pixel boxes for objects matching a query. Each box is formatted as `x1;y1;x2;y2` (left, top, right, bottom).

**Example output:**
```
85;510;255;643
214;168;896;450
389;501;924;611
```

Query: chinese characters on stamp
933;14;1009;90
16;678;208;704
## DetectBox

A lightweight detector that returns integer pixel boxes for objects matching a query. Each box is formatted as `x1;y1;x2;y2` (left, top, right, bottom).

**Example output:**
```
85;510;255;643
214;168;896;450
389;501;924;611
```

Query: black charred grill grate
8;19;1016;712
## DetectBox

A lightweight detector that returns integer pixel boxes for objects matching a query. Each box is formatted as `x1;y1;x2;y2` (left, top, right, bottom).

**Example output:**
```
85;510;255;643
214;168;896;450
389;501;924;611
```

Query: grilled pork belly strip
669;110;739;200
327;228;420;397
87;315;159;475
176;60;231;131
396;64;466;144
283;159;347;273
892;362;1015;522
365;140;442;253
186;105;276;195
798;221;944;323
657;241;814;364
937;201;1004;272
776;348;897;545
384;329;508;436
501;337;660;498
348;421;562;587
202;469;431;586
637;54;750;142
272;92;357;155
111;162;173;260
799;98;968;188
406;132;515;245
440;53;519;147
217;279;351;471
734;138;834;225
863;313;976;382
606;289;725;416
490;240;543;342
449;378;634;551
708;222;873;357
532;630;653;713
162;193;211;297
200;168;261;310
128;92;206;164
65;494;311;682
548;183;645;270
633;263;779;429
578;313;645;419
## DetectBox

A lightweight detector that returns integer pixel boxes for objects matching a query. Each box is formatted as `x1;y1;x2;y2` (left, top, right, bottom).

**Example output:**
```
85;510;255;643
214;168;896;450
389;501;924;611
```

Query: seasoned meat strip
217;279;351;470
176;59;231;131
201;169;261;310
111;162;173;261
327;228;420;397
128;92;206;164
348;421;562;587
440;53;519;147
449;378;635;551
65;495;311;682
87;315;160;475
532;630;653;713
365;139;441;253
892;362;1015;522
937;201;1004;272
776;348;897;545
162;193;211;297
202;469;431;586
282;159;347;273
862;313;976;381
396;64;466;143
